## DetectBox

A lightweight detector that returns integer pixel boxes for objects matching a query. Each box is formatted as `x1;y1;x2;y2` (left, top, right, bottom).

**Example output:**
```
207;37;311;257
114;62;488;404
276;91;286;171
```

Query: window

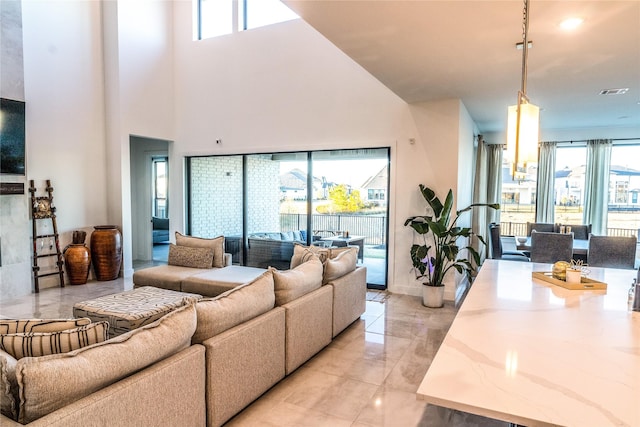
607;143;640;236
196;0;298;40
153;157;168;218
554;146;586;225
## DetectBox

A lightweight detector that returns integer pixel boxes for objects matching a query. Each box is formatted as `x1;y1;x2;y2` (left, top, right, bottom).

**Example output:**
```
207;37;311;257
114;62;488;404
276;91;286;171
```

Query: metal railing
280;214;639;247
280;213;387;246
500;221;640;241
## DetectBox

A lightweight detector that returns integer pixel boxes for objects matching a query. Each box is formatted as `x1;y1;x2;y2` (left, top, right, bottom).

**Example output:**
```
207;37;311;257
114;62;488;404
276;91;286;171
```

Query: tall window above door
196;0;298;40
153;157;168;218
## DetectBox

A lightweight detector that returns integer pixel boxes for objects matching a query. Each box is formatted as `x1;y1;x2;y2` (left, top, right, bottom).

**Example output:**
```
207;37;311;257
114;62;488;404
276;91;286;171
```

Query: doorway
129;136;170;268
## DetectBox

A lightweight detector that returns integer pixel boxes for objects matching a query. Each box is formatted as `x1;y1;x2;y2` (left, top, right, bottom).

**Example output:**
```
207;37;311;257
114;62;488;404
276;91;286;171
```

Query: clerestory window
196;0;298;40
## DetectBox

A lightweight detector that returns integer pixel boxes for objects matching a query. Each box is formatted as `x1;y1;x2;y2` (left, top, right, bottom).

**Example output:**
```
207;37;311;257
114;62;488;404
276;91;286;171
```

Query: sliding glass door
186;148;389;288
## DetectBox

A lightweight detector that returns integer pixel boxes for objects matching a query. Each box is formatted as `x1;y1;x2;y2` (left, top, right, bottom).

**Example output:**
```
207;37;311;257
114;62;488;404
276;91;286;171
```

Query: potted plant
404;185;499;307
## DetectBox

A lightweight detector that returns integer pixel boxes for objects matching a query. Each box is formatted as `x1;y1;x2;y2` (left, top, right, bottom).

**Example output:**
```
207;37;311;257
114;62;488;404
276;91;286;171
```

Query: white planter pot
423;285;444;308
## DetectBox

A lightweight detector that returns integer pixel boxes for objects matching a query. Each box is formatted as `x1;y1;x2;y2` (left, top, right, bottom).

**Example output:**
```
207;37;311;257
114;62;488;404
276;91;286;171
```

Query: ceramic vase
90;225;122;281
64;244;91;285
423;284;444;308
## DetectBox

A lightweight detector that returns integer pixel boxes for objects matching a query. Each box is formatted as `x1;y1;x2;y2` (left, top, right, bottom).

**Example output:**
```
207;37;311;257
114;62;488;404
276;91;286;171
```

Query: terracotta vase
90;225;122;281
64;244;91;285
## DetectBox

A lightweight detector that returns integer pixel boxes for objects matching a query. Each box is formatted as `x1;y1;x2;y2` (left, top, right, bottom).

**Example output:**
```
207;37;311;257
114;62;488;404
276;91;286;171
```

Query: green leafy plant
404;185;499;287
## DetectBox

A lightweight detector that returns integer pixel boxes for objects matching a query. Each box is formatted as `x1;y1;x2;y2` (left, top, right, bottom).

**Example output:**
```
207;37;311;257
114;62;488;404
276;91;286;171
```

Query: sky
556;144;640;171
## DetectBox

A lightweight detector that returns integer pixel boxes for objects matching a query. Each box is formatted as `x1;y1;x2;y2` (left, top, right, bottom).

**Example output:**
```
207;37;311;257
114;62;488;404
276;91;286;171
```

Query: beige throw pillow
323;247;358;284
272;256;323;306
0;322;109;359
175;232;225;268
0;318;91;335
168;243;214;269
192;270;275;344
290;244;329;268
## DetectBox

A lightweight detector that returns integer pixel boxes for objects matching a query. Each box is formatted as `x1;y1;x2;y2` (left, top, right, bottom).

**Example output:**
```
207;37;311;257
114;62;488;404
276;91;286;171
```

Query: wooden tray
532;271;608;290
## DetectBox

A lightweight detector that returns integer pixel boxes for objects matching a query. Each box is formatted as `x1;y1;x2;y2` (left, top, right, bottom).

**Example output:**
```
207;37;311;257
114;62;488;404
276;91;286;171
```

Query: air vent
599;88;629;95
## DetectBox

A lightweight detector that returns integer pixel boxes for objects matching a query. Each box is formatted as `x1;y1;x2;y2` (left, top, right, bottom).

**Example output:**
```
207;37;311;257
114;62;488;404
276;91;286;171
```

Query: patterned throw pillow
0;318;91;335
167;244;214;269
0;321;109;359
175;232;225;268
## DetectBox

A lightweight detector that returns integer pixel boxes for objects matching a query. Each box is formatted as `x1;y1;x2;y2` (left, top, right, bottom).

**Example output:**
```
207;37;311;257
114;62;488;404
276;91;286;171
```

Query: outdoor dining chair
587;235;637;269
530;230;573;264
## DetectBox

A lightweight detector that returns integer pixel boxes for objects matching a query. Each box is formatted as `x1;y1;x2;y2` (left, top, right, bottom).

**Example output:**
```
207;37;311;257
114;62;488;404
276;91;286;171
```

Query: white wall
5;0;109;296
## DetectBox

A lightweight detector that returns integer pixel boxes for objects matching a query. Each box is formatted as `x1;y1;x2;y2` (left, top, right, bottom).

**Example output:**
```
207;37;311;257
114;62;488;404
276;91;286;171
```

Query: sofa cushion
175;232;225;268
271;256;323;306
168;244;214;269
323;247;358;284
290;244;329;268
0;321;109;359
266;232;281;240
192;270;275;344
14;303;196;424
0;318;91;334
280;231;295;241
0;349;18;420
133;264;208;291
292;230;302;241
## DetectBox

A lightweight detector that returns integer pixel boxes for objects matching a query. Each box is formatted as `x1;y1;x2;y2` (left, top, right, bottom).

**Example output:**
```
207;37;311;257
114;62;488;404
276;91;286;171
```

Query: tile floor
0;279;507;427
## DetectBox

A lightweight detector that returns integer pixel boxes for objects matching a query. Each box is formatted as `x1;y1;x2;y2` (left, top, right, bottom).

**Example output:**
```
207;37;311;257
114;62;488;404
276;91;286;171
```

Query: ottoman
181;265;267;297
73;286;202;337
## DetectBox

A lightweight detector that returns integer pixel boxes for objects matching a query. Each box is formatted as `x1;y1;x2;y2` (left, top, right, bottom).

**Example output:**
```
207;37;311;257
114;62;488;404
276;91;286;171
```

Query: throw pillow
175;232;225;268
0;318;91;335
290;244;329;269
0;349;17;421
0;321;109;359
271;256;323;306
328;246;359;259
323;247;357;284
192;270;275;344
168;244;214;269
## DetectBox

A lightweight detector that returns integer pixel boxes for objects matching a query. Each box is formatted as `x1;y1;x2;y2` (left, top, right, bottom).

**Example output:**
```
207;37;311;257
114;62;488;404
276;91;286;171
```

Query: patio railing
280;214;639;246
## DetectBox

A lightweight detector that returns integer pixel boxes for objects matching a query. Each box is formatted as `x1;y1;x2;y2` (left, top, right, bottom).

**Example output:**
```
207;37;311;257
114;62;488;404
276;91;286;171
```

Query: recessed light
560;17;583;30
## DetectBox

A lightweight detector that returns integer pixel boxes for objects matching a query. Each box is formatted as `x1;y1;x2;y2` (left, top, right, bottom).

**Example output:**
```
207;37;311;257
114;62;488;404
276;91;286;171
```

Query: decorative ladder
29;179;64;292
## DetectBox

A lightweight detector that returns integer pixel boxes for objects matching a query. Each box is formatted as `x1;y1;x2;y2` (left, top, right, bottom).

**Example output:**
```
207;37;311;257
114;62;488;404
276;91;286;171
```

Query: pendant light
506;0;539;179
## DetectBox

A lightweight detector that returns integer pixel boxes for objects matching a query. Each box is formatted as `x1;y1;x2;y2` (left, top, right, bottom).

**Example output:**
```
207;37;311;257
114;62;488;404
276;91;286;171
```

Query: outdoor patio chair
587;235;637;269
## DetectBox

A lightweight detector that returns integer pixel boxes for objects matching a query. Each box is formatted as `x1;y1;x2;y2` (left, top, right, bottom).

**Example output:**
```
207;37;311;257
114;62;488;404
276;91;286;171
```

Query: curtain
471;137;503;262
535;141;557;223
471;136;488;260
486;144;502;225
583;139;612;235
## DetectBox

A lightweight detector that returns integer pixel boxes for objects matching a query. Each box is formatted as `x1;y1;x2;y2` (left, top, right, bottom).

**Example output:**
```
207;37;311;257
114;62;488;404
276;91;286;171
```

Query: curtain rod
552;137;640;144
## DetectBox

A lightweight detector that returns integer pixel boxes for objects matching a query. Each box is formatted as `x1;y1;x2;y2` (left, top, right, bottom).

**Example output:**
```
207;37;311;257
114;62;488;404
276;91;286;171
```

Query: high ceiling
283;1;640;135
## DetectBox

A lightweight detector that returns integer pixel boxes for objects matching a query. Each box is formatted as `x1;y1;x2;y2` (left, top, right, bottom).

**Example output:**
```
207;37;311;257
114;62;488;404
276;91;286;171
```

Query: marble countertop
417;259;639;427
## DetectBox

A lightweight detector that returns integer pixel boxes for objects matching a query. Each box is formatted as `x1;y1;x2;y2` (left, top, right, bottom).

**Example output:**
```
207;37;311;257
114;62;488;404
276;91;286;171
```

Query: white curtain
583;139;612;235
472;136;488;259
486;144;502;225
535;141;557;223
471;137;503;262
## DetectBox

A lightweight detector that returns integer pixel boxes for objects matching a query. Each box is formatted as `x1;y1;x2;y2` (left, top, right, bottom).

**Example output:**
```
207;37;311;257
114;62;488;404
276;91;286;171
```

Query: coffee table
73;286;202;337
